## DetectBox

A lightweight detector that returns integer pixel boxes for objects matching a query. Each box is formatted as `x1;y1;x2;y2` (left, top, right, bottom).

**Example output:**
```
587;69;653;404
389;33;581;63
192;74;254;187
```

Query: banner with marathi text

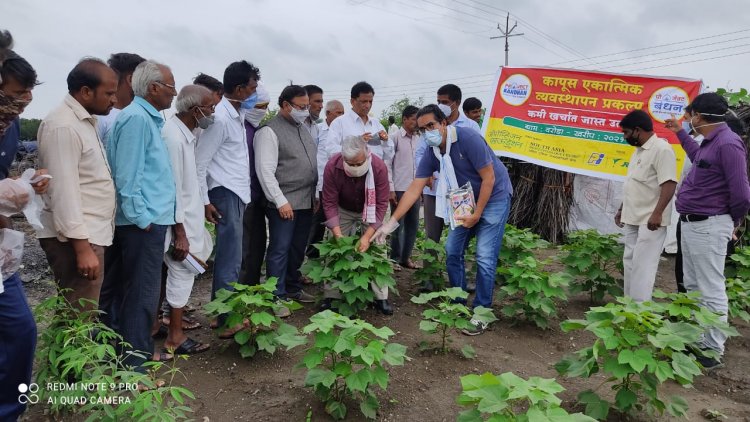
482;66;702;181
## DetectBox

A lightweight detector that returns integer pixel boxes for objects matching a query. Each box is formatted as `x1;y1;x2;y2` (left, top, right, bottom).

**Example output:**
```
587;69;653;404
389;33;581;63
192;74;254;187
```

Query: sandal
138;379;166;392
151;351;173;362
162;314;202;330
164;337;210;355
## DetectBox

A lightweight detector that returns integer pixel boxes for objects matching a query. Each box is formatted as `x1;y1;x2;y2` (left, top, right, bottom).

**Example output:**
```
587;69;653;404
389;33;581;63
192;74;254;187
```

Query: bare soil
17;218;750;422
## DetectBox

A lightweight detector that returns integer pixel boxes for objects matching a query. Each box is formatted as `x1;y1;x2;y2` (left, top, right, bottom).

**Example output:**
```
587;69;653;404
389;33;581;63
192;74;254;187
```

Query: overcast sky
3;0;749;120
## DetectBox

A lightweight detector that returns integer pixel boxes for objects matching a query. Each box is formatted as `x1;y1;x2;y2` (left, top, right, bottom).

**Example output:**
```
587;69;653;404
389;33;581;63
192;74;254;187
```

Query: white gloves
372;218;399;244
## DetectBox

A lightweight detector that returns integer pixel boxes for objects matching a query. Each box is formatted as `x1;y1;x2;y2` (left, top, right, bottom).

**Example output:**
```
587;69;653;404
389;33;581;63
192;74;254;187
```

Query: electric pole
490;12;524;66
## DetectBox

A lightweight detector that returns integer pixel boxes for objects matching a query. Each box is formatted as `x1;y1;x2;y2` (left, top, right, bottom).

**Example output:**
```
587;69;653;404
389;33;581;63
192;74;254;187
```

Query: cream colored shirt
37;94;116;246
621;134;677;226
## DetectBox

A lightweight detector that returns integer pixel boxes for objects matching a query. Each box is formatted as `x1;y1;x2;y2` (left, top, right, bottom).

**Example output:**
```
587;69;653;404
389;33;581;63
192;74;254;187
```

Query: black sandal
164;337;210;355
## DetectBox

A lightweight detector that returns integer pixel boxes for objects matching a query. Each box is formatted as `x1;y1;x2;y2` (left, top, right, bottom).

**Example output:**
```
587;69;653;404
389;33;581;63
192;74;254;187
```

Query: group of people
0;26;511;420
616;96;750;370
0;26;747;421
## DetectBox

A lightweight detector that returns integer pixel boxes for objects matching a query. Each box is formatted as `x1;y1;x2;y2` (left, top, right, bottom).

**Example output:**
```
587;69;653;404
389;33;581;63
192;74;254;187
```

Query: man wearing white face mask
321;136;392;314
375;104;513;335
255;85;318;316
195;60;259;334
239;83;270;286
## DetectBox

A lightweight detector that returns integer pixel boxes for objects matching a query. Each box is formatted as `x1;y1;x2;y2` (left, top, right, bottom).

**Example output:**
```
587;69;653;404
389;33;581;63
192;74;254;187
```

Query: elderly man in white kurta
160;85;214;354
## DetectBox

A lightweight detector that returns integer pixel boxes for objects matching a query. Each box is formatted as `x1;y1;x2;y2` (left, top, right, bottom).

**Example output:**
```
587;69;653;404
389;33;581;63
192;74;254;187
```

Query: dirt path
17;220;750;421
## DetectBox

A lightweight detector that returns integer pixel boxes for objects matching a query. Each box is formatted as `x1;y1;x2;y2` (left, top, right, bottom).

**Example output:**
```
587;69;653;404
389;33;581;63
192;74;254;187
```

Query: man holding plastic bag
374;104;513;336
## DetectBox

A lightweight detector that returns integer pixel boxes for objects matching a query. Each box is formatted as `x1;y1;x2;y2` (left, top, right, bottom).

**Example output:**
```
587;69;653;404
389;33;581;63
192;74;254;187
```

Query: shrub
555;293;738;420
496;256;571;329
497;224;550;281
559;229;623;304
411;287;496;357
412;237;447;290
299;311;408;420
727;247;750;322
34;295;195;421
456;372;596;422
203;278;307;358
303;236;396;316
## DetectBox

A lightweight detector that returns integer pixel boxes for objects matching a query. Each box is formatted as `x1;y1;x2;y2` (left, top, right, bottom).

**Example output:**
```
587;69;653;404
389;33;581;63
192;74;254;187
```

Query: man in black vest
255;85;318;317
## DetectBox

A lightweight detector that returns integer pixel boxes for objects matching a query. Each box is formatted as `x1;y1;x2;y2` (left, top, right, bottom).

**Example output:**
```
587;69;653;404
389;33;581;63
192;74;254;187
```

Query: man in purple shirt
321;136;392;314
666;92;750;369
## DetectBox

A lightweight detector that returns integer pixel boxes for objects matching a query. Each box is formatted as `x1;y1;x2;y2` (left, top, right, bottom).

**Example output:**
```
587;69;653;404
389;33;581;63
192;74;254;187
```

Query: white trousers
164;228;214;308
681;214;733;354
622;224;667;302
323;207;388;300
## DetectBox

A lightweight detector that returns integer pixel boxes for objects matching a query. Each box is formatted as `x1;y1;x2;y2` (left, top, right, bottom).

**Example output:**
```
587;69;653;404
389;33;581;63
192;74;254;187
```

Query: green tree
379;96;424;128
19;118;41;140
260;107;278;126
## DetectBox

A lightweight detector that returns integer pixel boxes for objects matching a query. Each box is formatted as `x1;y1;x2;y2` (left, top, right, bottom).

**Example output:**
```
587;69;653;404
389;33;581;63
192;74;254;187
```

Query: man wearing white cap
239;82;271;285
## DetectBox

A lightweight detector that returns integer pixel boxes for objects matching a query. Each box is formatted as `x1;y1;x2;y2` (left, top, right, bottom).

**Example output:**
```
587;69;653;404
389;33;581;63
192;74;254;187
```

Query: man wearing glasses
102;60;177;371
375;104;513;336
195;60;259;335
255;85;318;317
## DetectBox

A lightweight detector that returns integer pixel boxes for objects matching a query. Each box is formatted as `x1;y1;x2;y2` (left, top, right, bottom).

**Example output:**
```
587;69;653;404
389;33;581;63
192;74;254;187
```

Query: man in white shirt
160;85;214;354
97;52;145;143
195;60;259;328
255;85;318;316
307;99;344;260
320;81;394;175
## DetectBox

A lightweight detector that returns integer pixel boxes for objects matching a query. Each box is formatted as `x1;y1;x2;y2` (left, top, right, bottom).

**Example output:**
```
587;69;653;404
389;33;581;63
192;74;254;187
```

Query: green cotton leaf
333;361;353;378
614;388;638;412
256;333;277;354
472;306;498;324
419;320;438;334
312;331;338;349
383;343;408;366
461;344;476;359
239;343;257;358
367;325;395;339
359;394;379;420
472;384;510;414
617;348;655;373
671;352;702;380
303;349;326;369
456;409;483;422
602;356;632;378
250;311;275;327
345;368;372;393
619;329;642;346
370;365;389;390
460;373;500;392
577;390;609;420
305;368;337;388
653;360;674;383
666;395;689;417
325;400;347;420
560;319;588;332
233;329;251;346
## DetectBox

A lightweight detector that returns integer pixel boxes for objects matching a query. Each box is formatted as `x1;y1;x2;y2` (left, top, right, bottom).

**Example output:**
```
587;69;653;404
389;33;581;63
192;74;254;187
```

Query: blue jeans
445;194;511;309
209;187;245;300
0;273;36;420
101;224;167;371
266;208;313;298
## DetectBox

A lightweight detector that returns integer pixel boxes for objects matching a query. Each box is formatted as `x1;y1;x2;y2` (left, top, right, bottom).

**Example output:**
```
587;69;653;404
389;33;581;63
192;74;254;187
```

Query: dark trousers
390;192;421;263
423;194;445;243
0;273;36;420
100;224;167;371
39;238;105;312
306;198;327;259
239;196;268;286
266;208;312;298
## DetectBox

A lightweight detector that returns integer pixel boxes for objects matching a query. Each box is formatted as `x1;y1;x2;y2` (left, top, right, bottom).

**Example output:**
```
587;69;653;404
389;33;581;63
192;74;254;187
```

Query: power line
597;42;750;70
356;1;492;38
620;49;750;72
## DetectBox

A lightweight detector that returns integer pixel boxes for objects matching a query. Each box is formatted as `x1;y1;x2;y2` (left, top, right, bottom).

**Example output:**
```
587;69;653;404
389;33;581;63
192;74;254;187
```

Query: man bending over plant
375;104;513;335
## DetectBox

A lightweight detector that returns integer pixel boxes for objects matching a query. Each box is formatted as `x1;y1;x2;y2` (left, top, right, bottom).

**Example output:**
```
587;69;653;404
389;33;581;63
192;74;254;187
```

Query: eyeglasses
194;103;216;112
417;120;439;135
288;102;310;111
155;81;177;92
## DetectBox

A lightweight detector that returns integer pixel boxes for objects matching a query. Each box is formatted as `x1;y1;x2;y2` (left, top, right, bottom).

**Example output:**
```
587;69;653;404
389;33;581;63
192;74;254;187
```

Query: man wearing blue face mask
255;85;318;317
195;60;259;337
375;104;513;336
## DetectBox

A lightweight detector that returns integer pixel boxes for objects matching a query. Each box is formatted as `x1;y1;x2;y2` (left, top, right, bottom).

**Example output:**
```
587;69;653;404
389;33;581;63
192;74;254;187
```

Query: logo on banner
587;153;605;166
500;74;532;106
648;86;689;123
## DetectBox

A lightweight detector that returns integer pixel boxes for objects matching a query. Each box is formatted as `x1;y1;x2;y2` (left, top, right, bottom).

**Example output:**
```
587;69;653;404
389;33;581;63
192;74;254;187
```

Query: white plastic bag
19;168;46;230
0;228;24;282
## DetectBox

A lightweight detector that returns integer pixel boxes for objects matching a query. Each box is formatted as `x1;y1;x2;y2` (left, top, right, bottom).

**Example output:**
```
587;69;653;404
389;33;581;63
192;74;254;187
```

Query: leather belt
679;214;710;223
